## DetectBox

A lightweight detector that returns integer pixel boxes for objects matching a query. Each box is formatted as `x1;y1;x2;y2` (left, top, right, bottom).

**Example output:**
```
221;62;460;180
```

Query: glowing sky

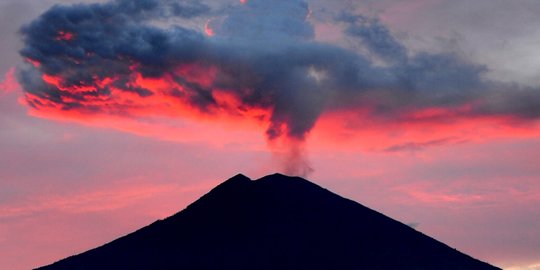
1;0;540;269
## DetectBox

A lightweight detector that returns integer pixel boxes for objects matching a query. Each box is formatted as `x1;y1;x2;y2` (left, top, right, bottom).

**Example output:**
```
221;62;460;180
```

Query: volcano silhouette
38;173;500;270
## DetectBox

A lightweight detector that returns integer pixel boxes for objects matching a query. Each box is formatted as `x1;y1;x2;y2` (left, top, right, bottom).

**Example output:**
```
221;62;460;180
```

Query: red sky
1;0;540;269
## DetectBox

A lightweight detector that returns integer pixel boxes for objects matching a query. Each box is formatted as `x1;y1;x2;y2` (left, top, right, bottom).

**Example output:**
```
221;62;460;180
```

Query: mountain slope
38;173;501;270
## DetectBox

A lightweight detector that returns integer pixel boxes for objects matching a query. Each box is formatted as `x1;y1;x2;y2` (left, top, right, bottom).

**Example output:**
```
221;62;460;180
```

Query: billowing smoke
17;0;540;176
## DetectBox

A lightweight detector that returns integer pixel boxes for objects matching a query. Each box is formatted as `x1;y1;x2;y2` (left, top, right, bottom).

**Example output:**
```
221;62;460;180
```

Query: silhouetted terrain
38;173;501;270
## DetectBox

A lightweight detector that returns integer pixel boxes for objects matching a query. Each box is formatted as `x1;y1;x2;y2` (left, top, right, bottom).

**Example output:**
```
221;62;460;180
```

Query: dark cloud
218;0;314;42
17;0;540;174
339;13;407;64
169;0;210;18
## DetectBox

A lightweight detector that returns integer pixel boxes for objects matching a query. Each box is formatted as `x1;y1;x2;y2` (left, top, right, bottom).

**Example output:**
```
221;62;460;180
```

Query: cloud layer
17;0;540;174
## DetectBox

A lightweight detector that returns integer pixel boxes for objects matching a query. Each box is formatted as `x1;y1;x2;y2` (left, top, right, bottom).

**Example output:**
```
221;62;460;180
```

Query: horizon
1;0;540;269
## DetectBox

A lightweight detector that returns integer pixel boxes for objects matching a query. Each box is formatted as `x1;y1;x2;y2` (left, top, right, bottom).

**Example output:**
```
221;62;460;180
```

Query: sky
1;0;540;269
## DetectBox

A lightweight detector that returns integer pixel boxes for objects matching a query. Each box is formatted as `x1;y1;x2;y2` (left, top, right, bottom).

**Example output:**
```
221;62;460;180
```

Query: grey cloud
217;0;314;42
339;13;407;64
17;0;540;143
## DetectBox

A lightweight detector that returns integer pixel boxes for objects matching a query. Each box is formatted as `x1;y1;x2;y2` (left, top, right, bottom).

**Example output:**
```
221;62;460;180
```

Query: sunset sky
1;0;540;269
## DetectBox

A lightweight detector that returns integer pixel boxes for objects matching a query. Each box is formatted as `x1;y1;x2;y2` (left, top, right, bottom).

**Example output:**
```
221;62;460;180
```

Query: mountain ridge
37;173;501;270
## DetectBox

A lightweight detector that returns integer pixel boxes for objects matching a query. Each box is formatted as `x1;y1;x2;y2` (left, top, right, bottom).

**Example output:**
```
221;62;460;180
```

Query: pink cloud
0;182;209;218
0;68;18;94
506;262;540;270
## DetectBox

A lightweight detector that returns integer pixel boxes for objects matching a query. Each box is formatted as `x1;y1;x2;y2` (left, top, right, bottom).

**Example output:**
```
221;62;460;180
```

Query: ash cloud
339;13;407;64
17;0;540;175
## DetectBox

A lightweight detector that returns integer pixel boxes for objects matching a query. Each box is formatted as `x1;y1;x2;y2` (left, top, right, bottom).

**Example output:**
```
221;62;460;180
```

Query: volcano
38;173;500;270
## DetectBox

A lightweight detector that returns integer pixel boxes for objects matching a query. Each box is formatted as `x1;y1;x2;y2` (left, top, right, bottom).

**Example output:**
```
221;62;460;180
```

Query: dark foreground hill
38;173;501;270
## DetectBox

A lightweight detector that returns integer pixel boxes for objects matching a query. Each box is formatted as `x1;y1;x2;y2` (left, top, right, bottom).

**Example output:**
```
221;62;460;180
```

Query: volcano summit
38;173;500;270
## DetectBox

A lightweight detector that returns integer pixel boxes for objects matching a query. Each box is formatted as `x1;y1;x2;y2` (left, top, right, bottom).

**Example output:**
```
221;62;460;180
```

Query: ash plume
17;0;540;175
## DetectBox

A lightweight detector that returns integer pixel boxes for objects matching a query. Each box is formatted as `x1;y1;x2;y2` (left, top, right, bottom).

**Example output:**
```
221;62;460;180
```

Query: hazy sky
1;0;540;269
